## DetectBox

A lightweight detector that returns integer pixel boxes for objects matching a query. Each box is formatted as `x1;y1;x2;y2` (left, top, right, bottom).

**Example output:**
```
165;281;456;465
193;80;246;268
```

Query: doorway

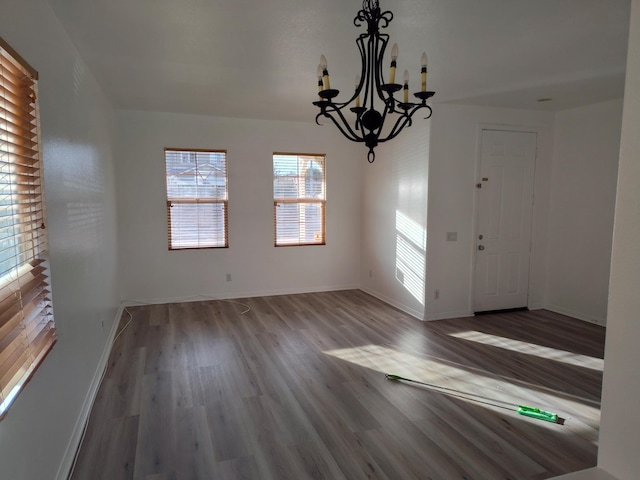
473;129;537;312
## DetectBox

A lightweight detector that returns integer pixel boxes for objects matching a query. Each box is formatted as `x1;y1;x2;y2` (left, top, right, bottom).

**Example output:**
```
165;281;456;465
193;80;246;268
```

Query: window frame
164;148;229;251
273;152;326;247
0;36;56;420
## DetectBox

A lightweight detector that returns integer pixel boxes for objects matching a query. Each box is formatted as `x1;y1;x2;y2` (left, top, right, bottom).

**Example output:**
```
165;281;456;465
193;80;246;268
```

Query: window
273;153;326;246
0;37;56;419
165;149;228;249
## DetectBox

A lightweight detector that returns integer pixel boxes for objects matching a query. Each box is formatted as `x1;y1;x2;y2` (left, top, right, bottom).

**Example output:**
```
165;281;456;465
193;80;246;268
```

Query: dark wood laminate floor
70;290;605;480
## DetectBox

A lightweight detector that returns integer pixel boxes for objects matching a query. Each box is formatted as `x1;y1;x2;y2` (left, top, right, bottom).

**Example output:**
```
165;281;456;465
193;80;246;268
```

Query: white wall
546;100;622;325
0;1;120;479
425;105;555;320
597;1;640;477
360;124;431;319
116;111;362;302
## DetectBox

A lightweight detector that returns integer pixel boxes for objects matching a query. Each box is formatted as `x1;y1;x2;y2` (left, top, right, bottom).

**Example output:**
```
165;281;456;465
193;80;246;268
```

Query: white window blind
273;153;326;246
165;149;228;250
0;36;56;419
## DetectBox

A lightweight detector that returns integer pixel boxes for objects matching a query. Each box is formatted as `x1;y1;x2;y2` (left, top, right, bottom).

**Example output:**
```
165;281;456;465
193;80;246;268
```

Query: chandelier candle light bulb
389;43;399;84
421;52;428;92
355;75;361;107
403;69;409;103
320;54;330;90
317;64;324;94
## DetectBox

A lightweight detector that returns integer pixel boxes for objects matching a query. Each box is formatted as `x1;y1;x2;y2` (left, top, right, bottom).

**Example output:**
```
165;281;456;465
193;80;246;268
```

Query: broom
385;373;563;424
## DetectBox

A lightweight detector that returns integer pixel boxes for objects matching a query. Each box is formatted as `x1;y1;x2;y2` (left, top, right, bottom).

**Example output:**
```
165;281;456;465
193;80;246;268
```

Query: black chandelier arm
382;90;399;114
315;111;359;142
315;91;361;112
343;34;367;108
374;33;391;101
378;103;434;144
315;107;363;143
325;113;363;143
314;110;328;127
382;113;414;143
391;98;434;121
373;99;394;136
421;104;434;120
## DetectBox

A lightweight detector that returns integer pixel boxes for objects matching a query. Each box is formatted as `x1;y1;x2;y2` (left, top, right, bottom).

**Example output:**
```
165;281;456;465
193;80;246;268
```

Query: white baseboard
425;310;474;321
55;304;125;480
122;284;361;307
550;467;618;480
544;304;607;326
359;287;424;320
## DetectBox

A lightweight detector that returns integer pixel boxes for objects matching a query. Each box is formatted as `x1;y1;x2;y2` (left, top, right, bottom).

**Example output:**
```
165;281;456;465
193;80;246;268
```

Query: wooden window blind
0;37;55;419
273;153;326;246
165;149;228;250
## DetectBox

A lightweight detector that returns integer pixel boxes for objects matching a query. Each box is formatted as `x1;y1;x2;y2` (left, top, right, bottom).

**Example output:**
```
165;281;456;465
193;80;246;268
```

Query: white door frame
470;123;542;313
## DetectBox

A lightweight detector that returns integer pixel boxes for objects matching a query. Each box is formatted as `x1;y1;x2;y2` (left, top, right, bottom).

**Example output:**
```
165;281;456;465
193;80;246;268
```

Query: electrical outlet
226;273;232;282
434;289;440;300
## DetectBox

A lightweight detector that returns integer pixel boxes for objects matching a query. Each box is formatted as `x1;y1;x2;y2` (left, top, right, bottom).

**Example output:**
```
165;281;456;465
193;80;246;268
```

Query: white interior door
474;129;537;312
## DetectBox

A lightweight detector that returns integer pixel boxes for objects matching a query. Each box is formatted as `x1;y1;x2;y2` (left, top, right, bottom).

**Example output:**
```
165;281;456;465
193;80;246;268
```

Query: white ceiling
46;0;631;122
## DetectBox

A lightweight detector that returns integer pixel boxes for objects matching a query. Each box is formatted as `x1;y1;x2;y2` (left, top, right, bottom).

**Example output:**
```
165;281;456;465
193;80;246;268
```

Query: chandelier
313;0;435;163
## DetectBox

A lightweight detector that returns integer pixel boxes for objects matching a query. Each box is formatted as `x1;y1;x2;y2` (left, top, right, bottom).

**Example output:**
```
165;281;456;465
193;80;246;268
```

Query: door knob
478;245;485;251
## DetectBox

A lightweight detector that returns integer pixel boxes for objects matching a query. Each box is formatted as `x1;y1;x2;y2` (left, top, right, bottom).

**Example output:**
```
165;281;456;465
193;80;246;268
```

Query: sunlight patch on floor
324;344;527;408
323;343;601;432
325;344;466;384
449;331;604;371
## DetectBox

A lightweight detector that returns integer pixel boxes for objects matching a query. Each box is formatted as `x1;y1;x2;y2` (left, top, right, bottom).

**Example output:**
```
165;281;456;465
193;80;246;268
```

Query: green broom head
517;405;558;423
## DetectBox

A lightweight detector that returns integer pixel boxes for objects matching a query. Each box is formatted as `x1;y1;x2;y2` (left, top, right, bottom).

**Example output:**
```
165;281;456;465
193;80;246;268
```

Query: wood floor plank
205;398;252;463
209;456;262;480
173;406;218;478
71;290;605;480
133;370;177;478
